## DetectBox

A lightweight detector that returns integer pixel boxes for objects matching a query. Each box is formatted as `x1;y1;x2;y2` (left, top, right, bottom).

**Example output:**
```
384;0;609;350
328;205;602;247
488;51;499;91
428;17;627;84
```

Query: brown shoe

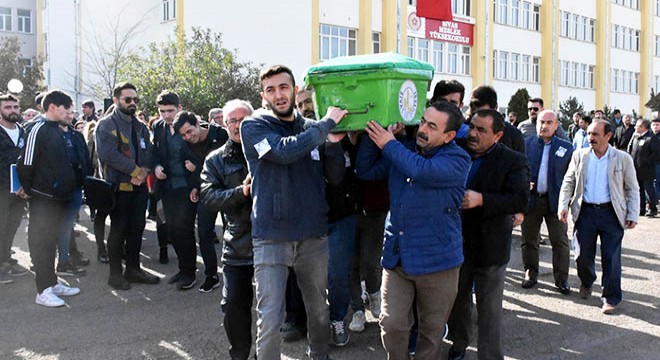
579;285;592;299
602;303;616;315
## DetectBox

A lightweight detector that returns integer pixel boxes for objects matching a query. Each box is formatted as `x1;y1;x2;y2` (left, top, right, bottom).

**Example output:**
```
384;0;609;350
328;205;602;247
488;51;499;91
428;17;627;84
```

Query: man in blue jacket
355;101;471;360
240;64;347;360
520;110;573;294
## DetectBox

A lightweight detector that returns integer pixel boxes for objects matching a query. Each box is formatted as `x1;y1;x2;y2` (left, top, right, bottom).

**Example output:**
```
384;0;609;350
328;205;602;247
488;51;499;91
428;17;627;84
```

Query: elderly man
520;110;573;294
208;108;224;127
559;120;639;314
356;101;470;360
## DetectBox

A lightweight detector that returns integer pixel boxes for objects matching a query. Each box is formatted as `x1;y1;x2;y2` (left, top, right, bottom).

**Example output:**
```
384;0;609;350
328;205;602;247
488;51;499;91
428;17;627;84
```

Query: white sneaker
368;291;381;318
35;287;66;307
52;283;81;297
349;310;366;332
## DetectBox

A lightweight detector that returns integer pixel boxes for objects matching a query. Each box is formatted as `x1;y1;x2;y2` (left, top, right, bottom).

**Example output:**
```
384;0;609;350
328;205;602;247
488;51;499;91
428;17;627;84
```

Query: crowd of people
0;63;659;360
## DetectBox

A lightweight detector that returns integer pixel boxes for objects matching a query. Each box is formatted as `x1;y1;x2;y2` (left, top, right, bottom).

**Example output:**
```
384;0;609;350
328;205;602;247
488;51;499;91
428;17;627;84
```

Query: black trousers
0;190;26;264
27;196;69;292
222;264;254;360
107;186;148;276
161;187;197;277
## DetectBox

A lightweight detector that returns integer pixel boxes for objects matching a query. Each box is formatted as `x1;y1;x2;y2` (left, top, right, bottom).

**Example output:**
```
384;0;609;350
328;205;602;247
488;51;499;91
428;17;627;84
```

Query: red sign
425;19;474;46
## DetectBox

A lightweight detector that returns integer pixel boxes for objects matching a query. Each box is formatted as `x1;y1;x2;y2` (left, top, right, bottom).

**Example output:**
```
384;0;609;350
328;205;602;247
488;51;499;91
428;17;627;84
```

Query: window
612;25;619;47
588;19;595;42
162;0;177;21
17;9;31;33
532;5;541;31
409;0;417;5
498;51;508;79
417;39;429;63
511;0;520;27
372;32;381;54
657;0;660;16
433;41;444;72
656;36;660;56
560;61;570;86
498;0;508;24
572;62;579;87
588;65;595;89
447;43;458;74
532;57;540;82
655;75;659;92
452;0;470;17
0;7;11;31
522;55;530;81
612;24;640;51
612;69;618;91
522;2;530;29
561;11;569;37
578;16;588;41
510;53;519;80
460;46;471;75
407;37;414;58
319;24;357;61
571;14;579;39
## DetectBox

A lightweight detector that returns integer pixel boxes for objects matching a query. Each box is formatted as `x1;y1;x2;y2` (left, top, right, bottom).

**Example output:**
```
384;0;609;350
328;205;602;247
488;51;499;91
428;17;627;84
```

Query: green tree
558;96;584;130
507;88;531;122
118;28;261;118
0;36;46;109
645;89;660;112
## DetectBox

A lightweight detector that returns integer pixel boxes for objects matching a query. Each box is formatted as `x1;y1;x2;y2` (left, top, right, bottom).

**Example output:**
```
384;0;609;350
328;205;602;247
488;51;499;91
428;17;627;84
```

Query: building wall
0;0;37;60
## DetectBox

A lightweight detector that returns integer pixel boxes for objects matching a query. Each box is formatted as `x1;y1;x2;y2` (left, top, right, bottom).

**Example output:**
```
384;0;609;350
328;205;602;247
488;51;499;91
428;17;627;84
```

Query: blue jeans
639;178;658;213
574;206;624;305
253;237;330;360
197;204;219;276
222;264;254;360
328;215;356;322
57;189;83;263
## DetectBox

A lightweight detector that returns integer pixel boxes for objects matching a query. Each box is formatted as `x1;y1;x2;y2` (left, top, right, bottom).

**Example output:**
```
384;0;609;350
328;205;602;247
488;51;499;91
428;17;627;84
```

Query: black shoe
281;321;306;342
56;261;87;277
167;272;183;284
646;211;657;218
176;274;196;290
198;274;221;293
555;281;571;295
71;253;90;266
97;253;110;263
159;247;169;264
108;274;131;290
147;213;158;220
124;268;160;284
521;277;537;289
448;347;466;360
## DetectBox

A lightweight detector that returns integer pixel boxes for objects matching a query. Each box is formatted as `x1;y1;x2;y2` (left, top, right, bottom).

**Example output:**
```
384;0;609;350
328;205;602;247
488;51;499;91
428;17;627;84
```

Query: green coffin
304;52;434;132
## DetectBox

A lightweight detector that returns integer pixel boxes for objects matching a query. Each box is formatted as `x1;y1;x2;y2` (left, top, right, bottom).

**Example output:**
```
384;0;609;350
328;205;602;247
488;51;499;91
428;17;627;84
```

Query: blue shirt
583;147;611;204
536;141;551;193
572;129;589;150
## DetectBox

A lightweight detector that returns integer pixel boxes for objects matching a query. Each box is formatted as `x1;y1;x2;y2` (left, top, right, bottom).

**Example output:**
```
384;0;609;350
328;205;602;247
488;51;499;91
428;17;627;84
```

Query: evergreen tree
507;88;531;121
558;96;584;130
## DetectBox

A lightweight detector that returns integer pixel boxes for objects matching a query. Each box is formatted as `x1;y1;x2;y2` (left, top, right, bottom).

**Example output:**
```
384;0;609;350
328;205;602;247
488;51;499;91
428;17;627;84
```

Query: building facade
0;0;37;70
39;0;659;117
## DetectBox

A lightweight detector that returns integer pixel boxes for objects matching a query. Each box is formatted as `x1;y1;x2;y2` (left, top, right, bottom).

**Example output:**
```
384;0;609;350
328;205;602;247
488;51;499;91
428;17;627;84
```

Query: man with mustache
296;89;316;119
174;102;234;293
447;109;529;360
559;120;639;314
0;93;29;284
356;101;471;360
96;82;158;290
240;64;347;360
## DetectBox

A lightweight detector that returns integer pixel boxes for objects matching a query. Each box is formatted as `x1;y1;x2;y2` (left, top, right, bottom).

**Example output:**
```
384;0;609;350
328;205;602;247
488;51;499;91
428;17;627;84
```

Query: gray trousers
447;261;507;360
520;195;570;283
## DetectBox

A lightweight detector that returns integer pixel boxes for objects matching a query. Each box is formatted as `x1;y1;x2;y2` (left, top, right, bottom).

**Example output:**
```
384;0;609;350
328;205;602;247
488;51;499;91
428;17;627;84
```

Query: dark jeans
57;189;83;263
655;164;660;200
222;264;254;360
197;203;219;276
0;190;26;264
27;197;69;292
108;186;148;276
448;261;508;360
638;177;658;213
94;210;109;252
161;187;197;277
350;211;386;311
574;206;624;305
328;215;356;322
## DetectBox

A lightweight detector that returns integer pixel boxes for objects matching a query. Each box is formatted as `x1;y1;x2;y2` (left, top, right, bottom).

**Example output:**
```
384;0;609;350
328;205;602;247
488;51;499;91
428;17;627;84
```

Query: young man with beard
240;64;347;360
355;101;471;360
0;94;29;283
17;90;82;307
200;99;254;359
96;82;158;290
174;105;230;292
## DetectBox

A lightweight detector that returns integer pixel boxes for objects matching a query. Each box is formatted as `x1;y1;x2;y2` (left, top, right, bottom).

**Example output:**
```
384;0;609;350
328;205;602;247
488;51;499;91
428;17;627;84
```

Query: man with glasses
96;82;158;290
173;103;231;293
518;97;569;140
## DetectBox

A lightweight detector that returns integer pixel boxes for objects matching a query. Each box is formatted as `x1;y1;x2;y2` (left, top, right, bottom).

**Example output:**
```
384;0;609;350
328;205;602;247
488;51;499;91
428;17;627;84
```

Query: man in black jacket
447;109;529;360
613;114;634;150
17;90;82;307
0;93;28;284
628;119;660;217
200;99;253;359
174;106;230;292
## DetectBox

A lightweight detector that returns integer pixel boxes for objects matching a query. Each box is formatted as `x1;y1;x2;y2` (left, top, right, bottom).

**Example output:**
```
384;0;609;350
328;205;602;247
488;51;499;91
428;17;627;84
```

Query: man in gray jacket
96;82;159;290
